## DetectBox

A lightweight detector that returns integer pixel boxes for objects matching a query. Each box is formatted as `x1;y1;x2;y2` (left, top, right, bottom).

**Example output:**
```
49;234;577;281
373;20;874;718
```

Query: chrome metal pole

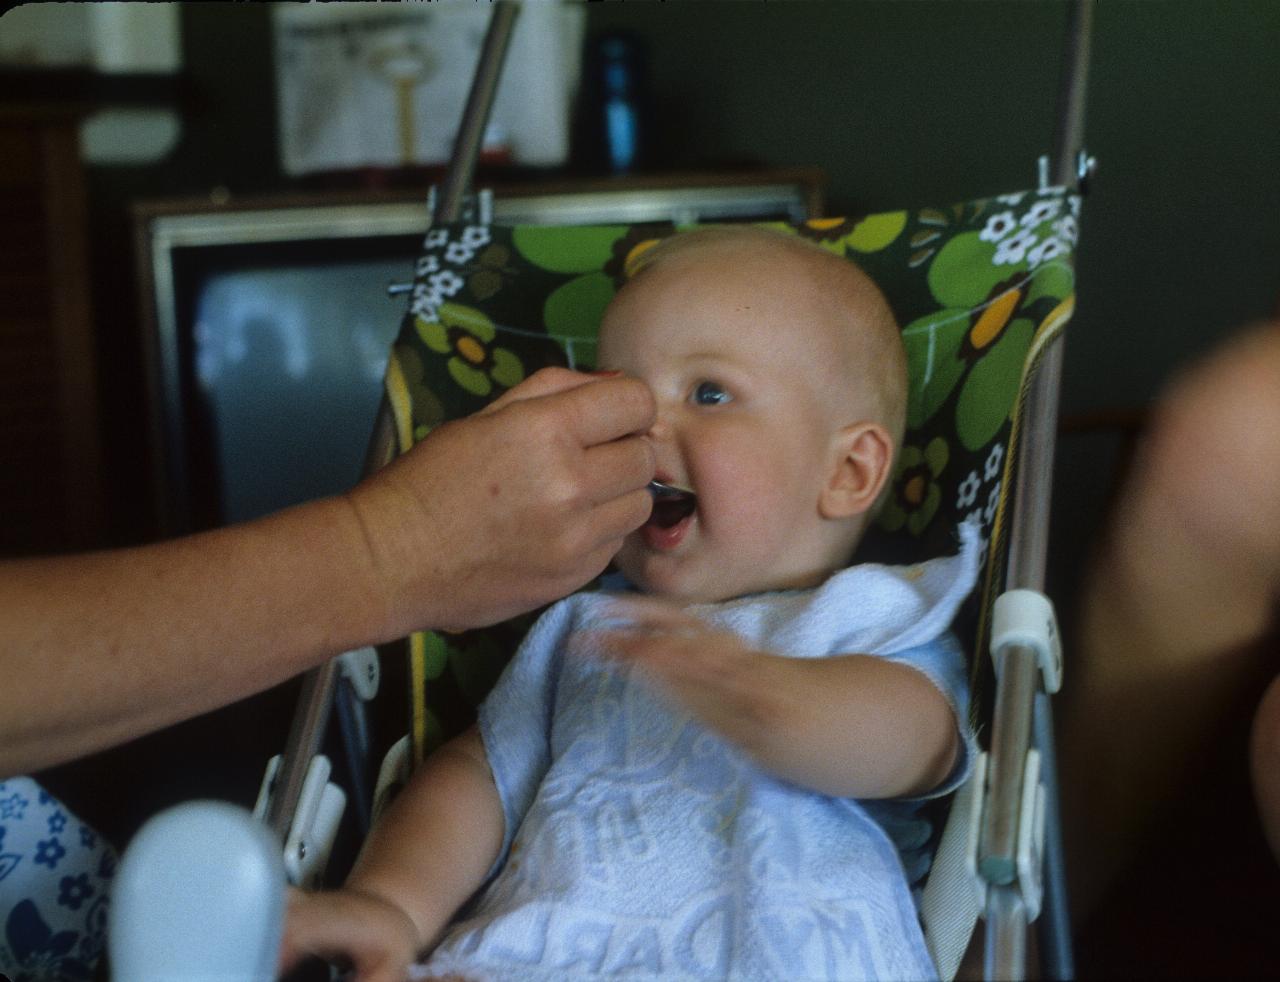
266;661;340;840
1036;691;1075;981
982;2;1092;975
1005;341;1066;591
1049;0;1094;191
434;0;520;223
979;645;1040;885
266;399;398;841
985;885;1030;981
266;3;520;846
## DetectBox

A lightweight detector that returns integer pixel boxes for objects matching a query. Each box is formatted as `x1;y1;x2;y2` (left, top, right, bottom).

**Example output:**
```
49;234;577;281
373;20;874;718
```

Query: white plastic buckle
990;589;1063;694
371;735;414;825
338;646;380;702
253;754;346;888
1016;750;1047;922
962;751;991;912
963;750;1046;922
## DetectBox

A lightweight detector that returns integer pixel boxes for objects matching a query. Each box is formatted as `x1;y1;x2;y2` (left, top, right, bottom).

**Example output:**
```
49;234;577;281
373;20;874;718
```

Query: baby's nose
645;410;674;443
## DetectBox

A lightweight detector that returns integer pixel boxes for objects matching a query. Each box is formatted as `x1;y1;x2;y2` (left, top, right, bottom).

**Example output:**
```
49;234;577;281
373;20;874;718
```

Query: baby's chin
613;559;797;604
612;555;729;604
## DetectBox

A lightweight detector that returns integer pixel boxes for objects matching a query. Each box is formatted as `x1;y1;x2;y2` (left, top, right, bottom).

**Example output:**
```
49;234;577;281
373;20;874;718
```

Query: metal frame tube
979;646;1040;884
1036;692;1075;981
983;2;1092;977
434;1;520;223
985;885;1030;981
266;2;520;848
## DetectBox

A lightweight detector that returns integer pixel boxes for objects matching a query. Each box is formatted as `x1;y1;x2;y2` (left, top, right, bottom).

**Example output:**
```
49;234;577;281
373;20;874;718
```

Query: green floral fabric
384;189;1079;756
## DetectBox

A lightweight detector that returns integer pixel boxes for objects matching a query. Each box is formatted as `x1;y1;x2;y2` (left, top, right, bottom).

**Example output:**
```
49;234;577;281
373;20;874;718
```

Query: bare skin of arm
596;599;960;799
0;369;656;776
281;727;503;982
1061;321;1280;916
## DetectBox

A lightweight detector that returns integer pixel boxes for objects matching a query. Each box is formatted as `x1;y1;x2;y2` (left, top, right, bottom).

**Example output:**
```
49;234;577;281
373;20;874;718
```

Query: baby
283;226;979;981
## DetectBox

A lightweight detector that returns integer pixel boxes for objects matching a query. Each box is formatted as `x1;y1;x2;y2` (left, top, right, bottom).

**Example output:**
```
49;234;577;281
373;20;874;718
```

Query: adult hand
348;368;656;637
0;370;652;775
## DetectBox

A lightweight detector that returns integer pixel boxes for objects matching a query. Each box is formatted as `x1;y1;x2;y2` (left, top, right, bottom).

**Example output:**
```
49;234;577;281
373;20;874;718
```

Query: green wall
585;0;1280;407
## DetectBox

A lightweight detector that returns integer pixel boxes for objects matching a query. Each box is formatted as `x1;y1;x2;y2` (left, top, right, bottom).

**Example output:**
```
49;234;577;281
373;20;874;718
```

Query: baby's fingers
281;888;416;982
597;596;706;635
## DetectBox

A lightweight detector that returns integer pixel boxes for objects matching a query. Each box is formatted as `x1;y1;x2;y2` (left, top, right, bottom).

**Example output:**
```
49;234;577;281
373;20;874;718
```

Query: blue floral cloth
0;777;116;981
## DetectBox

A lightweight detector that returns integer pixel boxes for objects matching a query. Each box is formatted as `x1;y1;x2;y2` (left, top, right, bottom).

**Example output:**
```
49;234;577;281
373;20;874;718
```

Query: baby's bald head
623;225;907;452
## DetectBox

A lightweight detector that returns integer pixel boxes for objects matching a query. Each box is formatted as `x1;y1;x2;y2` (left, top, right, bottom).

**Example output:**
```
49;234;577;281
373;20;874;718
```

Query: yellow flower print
416;303;525;398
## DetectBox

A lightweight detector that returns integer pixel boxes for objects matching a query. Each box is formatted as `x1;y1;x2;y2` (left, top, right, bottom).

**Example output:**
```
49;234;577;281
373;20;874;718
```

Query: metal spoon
647;479;693;499
646;480;697;528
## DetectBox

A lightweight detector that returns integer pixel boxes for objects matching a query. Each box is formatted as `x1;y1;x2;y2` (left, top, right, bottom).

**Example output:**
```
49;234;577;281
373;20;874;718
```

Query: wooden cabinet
0;99;103;554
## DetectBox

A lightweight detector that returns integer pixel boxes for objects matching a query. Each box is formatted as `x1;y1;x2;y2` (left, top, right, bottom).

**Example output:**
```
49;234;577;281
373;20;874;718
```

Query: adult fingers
554;375;656;447
582;434;657;504
479;366;603;415
582;487;655;553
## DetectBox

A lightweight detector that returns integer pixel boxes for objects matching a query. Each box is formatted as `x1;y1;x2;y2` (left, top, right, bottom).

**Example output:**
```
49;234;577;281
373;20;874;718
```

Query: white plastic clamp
961;751;991;911
253;754;347;888
990;589;1062;693
338;645;381;702
371;734;414;824
1016;749;1047;923
961;750;1047;922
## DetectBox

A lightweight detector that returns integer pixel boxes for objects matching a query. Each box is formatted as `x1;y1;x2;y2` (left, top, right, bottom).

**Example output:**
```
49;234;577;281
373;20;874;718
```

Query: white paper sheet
273;1;584;176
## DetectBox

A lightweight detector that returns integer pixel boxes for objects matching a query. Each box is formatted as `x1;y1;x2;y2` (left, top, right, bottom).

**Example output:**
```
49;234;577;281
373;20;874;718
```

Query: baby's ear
820;422;894;520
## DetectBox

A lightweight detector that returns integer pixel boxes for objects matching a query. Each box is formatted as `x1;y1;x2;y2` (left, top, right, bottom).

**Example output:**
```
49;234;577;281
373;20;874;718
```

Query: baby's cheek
612;538;644;580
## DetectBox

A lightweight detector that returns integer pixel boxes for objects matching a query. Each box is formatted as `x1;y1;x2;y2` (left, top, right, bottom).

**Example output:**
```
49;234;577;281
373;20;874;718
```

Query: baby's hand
281;885;420;982
587;597;792;750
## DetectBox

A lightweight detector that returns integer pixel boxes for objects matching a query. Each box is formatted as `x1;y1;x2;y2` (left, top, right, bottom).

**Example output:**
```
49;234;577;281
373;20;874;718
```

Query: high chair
110;2;1094;978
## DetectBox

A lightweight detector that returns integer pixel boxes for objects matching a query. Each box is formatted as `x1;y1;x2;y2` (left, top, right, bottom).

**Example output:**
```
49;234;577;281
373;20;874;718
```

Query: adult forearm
0;495;390;776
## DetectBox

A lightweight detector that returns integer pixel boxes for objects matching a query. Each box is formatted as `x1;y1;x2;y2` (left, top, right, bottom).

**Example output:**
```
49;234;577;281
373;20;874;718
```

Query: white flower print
415;254;440;278
410;284;441;321
445;242;474;265
1052;215;1078;244
424;228;449;249
461;226;491;249
984;443;1005;483
1028;237;1067;268
965;507;984;531
1069;196;1081;217
428;270;464;296
980;211;1019;243
995;192;1026;207
957;470;981;509
984;483;1002;525
994;229;1038;265
1021;199;1062;228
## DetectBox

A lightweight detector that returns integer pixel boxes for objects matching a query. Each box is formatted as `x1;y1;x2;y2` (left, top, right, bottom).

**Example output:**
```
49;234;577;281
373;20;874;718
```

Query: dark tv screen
169;236;419;529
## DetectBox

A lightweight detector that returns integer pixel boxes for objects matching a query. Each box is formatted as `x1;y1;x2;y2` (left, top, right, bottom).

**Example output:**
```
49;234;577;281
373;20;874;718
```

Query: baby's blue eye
692;381;731;406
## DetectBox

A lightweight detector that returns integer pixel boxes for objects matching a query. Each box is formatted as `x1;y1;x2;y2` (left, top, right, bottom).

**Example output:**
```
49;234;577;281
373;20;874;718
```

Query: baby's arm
283;726;503;979
597;601;958;799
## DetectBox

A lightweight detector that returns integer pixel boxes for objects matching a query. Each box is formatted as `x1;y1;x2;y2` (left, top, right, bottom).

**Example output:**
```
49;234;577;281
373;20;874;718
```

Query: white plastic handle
339;645;381;701
109;801;285;981
991;589;1063;693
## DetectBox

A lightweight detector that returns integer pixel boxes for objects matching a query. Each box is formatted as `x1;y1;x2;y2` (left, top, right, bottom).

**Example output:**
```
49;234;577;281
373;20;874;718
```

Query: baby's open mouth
646;481;697;529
